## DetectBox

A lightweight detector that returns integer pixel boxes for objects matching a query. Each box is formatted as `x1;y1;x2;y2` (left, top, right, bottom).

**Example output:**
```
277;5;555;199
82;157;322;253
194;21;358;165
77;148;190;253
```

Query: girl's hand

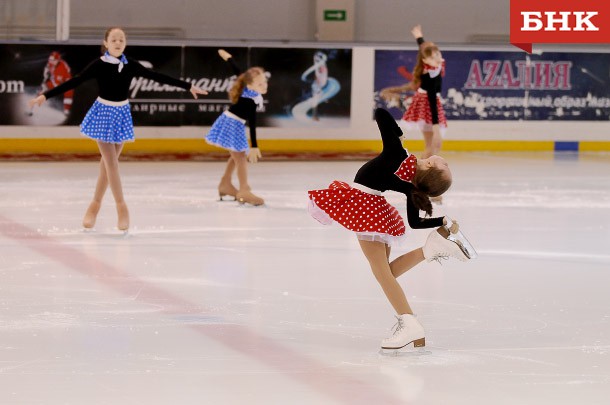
411;25;423;39
190;85;208;99
449;221;459;234
28;95;46;108
218;49;232;61
443;216;460;234
247;147;262;163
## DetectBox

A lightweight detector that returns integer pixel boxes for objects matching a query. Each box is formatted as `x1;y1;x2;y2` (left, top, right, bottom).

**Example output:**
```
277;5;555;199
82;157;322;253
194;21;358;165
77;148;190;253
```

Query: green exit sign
324;9;346;21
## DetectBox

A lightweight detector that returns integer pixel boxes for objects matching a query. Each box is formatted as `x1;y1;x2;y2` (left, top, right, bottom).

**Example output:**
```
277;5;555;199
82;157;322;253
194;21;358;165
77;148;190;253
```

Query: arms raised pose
205;49;268;206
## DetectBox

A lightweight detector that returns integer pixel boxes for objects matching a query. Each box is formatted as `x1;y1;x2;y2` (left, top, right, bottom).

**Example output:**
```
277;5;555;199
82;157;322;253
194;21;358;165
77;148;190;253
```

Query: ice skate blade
379;346;430;357
381;337;425;351
237;198;265;207
446;230;478;260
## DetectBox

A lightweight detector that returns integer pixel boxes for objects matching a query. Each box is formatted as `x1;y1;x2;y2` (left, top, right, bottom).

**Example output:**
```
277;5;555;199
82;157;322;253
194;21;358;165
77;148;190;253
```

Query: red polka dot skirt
401;91;447;135
308;180;406;245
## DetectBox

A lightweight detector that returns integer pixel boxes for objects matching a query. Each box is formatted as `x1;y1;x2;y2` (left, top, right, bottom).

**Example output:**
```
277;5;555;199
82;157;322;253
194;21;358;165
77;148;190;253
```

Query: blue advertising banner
375;49;610;121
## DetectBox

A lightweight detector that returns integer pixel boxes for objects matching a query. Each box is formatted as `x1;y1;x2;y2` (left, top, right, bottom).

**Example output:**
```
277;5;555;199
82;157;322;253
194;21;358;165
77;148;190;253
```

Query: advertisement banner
0;44;191;126
0;44;100;126
0;44;351;128
250;47;352;128
374;49;610;121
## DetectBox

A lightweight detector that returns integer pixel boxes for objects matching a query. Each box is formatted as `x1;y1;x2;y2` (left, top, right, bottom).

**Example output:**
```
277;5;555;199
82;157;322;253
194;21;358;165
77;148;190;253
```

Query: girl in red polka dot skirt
308;108;469;351
401;25;446;160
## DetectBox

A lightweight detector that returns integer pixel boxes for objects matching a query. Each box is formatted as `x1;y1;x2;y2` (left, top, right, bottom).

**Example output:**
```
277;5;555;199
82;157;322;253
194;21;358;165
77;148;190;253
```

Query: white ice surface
0;152;609;405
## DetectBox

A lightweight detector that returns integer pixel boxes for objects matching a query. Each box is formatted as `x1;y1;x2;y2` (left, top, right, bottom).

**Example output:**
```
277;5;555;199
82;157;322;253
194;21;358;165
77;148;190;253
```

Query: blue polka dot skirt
205;111;249;152
80;98;135;144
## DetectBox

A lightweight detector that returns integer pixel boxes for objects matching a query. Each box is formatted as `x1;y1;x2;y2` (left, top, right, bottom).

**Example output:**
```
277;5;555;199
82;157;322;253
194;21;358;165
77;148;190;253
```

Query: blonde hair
229;67;265;104
101;27;125;54
412;42;439;88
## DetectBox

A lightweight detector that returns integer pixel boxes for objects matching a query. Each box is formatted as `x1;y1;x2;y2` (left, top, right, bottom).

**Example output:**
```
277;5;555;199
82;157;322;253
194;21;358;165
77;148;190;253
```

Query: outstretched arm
379;83;415;105
131;60;207;98
374;108;404;154
218;49;242;76
30;59;98;108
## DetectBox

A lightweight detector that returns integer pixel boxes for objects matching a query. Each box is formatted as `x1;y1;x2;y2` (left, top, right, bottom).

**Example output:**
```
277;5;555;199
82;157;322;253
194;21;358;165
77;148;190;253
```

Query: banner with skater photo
0;44;190;126
249;47;352;128
0;44;100;126
0;44;352;127
374;49;610;121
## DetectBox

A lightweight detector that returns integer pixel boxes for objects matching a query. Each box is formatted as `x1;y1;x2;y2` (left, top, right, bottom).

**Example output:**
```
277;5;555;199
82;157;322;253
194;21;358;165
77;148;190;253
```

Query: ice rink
1;152;609;404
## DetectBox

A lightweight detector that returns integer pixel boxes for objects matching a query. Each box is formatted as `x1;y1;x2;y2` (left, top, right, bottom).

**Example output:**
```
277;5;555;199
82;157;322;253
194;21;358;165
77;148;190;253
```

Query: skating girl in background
29;27;207;231
308;108;470;351
205;49;267;206
401;24;447;160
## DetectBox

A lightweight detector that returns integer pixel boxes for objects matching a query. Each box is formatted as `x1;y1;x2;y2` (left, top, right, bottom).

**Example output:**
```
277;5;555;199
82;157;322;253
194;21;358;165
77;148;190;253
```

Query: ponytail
411;166;452;216
228;66;265;104
410;189;433;216
229;74;247;104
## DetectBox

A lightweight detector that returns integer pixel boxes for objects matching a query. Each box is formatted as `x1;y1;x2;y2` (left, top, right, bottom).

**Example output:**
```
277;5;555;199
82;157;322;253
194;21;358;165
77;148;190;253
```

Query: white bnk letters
521;11;599;31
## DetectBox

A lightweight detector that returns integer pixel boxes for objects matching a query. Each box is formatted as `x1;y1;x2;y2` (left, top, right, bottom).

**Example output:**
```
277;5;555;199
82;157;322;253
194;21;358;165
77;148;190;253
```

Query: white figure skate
381;314;425;351
423;219;478;263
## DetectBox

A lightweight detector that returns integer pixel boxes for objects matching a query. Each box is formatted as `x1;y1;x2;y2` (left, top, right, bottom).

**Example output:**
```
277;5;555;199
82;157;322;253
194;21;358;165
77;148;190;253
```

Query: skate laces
430;254;450;265
390;316;405;336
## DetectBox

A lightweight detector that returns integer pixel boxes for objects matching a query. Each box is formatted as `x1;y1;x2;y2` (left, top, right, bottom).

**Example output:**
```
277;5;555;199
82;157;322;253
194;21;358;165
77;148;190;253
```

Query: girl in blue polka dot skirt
29;27;207;231
308;108;470;351
205;49;268;206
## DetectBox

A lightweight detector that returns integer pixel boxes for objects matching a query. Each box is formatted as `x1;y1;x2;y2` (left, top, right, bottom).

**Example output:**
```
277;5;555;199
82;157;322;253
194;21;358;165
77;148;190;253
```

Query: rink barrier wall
2;138;609;158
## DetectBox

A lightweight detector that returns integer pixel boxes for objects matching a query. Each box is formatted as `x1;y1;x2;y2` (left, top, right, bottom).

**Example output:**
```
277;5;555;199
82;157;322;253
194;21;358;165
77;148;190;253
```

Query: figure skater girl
308;108;469;351
401;24;447;160
205;49;267;206
28;27;207;231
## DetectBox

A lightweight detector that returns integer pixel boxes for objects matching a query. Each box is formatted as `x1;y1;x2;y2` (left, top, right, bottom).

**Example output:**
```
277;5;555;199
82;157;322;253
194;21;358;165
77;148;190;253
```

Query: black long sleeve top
416;36;443;125
353;108;443;229
223;57;260;148
44;56;191;102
